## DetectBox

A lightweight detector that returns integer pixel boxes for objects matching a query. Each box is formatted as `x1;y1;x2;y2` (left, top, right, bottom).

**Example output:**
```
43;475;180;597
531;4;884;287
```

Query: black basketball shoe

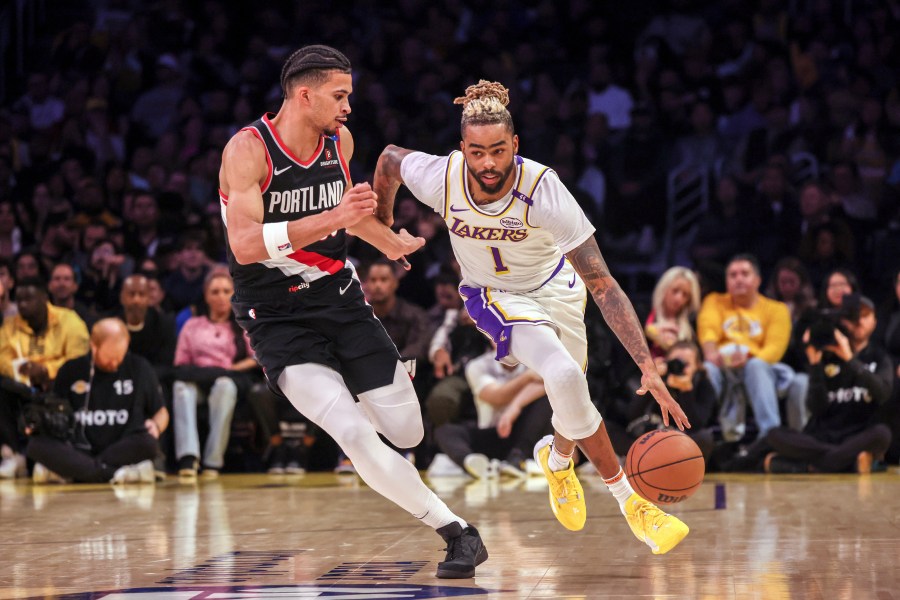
435;522;488;578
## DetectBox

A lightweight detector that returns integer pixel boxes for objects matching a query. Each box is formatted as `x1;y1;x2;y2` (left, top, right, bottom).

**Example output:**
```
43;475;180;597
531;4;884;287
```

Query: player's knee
387;411;424;449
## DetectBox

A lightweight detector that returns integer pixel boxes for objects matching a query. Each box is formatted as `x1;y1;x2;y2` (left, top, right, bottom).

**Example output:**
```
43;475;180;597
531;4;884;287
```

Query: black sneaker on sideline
435;522;488;579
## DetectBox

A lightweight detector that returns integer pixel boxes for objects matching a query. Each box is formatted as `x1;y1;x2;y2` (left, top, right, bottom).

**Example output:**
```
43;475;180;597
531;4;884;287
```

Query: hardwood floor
1;469;899;599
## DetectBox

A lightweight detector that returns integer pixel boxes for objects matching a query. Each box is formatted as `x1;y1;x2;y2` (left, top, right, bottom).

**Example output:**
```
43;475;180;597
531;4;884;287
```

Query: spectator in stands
172;270;256;480
48;262;94;328
115;274;176;376
645;267;701;360
15;248;47;283
765;296;892;473
426;271;462;331
0;260;17;320
765;257;817;323
13;73;65;132
767;257;818;372
747;162;802;270
698;254;794;440
0;199;25;261
78;239;129;314
425;309;490;429
362;258;431;364
0;277;90;478
26;318;168;484
163;231;210;313
434;347;551;478
690;175;748;268
122;192;165;262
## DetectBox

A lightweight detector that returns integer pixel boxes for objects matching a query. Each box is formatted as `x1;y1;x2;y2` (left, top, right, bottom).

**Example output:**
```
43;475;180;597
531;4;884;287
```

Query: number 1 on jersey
488;246;509;274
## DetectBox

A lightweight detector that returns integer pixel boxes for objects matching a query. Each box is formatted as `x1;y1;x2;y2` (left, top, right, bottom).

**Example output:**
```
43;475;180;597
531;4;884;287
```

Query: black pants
434;396;553;466
766;424;892;473
26;431;159;483
0;395;22;451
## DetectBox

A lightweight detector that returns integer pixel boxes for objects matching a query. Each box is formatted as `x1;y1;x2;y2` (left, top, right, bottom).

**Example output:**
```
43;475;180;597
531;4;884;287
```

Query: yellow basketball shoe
623;493;689;554
533;435;586;531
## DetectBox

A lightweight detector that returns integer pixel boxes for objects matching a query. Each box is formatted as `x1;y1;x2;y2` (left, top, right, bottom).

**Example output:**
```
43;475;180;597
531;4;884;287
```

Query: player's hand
636;371;691;430
385;228;425;269
333;182;378;229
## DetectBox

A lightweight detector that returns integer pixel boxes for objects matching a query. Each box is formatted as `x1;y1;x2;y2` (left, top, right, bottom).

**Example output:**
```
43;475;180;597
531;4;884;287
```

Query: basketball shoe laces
627;497;672;549
550;467;580;505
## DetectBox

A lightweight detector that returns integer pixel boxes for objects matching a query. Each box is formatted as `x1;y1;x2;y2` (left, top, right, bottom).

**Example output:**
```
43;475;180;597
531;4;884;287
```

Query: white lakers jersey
401;151;595;293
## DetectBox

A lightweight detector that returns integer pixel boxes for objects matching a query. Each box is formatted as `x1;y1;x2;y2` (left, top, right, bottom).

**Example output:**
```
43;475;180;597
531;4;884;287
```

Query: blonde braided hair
453;80;514;135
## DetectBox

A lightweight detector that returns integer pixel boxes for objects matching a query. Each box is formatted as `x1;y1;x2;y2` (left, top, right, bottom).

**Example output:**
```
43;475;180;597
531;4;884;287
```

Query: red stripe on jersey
241;127;273;192
334;129;352;183
287;247;345;275
262;113;324;166
219;189;229;205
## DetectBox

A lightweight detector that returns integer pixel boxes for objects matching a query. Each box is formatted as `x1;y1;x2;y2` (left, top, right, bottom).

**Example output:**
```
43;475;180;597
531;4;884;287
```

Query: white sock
604;468;635;511
548;441;573;472
415;490;467;530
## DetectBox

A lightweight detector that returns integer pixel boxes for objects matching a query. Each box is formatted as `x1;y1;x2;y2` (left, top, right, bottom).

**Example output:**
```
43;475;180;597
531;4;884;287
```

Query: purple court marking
714;483;726;510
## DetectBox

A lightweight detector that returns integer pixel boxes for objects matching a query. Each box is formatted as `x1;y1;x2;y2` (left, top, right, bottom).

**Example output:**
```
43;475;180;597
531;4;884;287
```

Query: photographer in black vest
26;318;168;483
765;295;892;473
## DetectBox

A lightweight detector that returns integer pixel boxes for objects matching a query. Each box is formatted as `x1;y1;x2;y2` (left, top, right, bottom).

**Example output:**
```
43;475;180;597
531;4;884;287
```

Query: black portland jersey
222;113;351;290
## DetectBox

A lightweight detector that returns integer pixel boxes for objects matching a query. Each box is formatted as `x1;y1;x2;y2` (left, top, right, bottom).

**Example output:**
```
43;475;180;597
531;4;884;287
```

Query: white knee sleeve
510;324;602;440
357;362;424;449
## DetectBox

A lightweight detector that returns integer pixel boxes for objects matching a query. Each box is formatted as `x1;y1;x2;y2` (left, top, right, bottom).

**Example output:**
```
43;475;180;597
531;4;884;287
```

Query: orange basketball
625;429;705;504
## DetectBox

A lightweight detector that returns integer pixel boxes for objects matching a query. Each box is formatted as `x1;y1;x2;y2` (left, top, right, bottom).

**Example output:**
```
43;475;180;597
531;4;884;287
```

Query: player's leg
278;362;487;578
356;361;424;449
511;324;688;553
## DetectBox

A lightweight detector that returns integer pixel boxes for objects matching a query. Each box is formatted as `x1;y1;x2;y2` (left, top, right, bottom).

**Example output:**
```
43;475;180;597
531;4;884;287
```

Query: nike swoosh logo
568;274;577;288
449;205;469;212
274;165;292;175
339;281;353;295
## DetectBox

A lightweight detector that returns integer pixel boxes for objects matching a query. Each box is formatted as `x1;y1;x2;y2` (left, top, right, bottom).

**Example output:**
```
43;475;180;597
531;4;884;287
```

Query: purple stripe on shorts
459;286;512;361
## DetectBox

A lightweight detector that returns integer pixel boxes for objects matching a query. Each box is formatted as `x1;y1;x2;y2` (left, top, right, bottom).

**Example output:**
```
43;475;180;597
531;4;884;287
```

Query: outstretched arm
567;236;691;430
372;144;416;226
347;143;423;265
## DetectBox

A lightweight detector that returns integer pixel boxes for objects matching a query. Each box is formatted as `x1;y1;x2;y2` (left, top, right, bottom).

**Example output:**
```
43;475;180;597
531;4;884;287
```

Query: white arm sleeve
530;170;597;253
399;151;448;213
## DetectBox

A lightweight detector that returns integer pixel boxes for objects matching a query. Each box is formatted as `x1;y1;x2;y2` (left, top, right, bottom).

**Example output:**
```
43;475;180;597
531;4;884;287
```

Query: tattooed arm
372;144;415;227
567;236;691;430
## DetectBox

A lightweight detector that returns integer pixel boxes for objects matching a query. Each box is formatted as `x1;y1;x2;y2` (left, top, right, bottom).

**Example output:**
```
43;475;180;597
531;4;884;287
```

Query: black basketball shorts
232;269;400;397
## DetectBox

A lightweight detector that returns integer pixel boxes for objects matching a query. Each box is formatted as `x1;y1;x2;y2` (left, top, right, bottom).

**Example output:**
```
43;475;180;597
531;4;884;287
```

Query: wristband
262;221;293;258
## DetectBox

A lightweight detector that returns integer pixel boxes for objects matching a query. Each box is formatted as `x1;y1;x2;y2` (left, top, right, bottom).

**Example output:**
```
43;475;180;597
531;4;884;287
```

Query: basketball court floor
2;469;899;599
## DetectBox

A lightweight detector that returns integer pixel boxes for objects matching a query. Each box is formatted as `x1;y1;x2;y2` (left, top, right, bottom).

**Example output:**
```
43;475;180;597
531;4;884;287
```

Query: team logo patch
325;149;332;160
824;363;841;378
71;380;90;394
249;308;256;319
277;242;293;252
28;583;494;599
499;217;524;229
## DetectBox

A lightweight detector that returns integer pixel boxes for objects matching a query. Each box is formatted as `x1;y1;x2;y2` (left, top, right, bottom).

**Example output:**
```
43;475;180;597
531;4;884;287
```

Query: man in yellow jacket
0;277;89;478
698;254;796;440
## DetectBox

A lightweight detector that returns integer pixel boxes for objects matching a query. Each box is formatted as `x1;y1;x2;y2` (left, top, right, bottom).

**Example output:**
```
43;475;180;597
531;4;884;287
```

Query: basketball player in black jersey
218;45;487;578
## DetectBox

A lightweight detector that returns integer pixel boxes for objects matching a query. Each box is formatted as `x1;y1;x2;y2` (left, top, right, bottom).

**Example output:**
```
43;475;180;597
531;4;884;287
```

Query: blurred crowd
0;0;899;482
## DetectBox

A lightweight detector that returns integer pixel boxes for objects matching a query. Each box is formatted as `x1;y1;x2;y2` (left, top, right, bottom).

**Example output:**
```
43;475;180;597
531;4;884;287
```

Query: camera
666;357;686;376
1;377;73;441
807;293;862;350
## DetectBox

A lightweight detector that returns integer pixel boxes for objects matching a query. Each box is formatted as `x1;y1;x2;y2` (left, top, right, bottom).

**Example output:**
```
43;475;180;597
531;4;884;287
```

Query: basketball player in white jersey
373;80;691;554
219;45;486;578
